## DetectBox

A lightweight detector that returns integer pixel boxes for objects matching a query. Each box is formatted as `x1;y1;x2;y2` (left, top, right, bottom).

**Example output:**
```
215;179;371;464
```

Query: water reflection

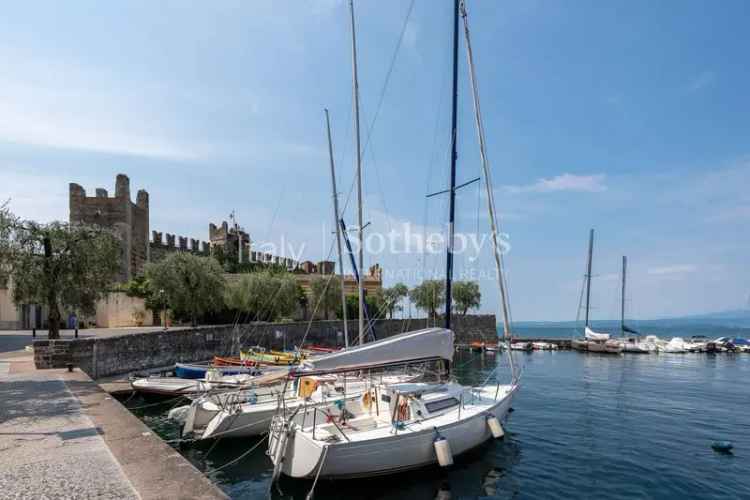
125;349;750;499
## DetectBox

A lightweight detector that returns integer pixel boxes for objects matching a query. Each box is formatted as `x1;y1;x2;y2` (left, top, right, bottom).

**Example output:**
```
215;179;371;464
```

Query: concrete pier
0;350;227;500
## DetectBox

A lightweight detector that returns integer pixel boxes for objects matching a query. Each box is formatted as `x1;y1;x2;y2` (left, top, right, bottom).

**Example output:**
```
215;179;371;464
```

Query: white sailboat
619;256;651;353
177;370;418;441
267;330;517;479
571;229;622;354
131;371;265;397
267;0;519;483
658;337;688;354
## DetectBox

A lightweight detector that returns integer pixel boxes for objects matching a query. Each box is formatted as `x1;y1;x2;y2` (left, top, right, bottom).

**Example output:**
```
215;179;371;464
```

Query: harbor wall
33;315;497;379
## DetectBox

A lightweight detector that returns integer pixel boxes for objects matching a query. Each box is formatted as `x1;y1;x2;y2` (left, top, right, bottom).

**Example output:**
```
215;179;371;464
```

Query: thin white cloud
685;71;716;93
505;173;607;194
0;47;204;161
647;264;697;276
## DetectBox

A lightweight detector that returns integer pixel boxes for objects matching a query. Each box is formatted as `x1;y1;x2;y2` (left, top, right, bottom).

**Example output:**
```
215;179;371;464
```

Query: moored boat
174;361;261;379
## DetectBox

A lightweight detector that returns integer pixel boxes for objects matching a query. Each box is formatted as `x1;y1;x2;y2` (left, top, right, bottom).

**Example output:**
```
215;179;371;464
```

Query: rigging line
360;0;416;158
299;238;344;348
237;234;339;347
340;0;414;218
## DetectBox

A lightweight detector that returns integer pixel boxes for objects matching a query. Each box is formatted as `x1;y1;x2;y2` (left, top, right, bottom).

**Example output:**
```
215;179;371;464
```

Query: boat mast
325;109;349;348
621;255;627;336
460;1;517;382
444;0;460;332
349;0;365;345
584;228;594;327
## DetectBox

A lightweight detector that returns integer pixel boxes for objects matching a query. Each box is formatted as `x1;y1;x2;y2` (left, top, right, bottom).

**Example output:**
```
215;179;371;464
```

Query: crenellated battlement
149;229;210;260
69;174;149;282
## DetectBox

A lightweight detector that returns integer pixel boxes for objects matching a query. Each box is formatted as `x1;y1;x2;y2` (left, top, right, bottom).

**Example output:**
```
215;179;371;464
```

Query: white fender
434;436;454;467
487;416;504;438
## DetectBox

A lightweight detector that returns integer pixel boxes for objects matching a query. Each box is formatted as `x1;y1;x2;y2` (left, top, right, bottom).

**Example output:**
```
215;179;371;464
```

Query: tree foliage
342;292;386;321
409;280;445;319
382;282;409;319
452;280;481;315
224;270;300;322
0;204;120;338
117;274;167;312
145;252;225;326
310;275;343;320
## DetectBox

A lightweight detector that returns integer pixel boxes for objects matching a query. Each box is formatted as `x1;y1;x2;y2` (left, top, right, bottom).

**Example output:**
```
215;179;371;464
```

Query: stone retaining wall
34;315;497;379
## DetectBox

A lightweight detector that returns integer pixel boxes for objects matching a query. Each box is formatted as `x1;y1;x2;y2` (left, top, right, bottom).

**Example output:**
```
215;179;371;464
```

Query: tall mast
325;109;349;348
349;0;365;345
621;255;627;335
461;1;516;382
444;0;460;331
585;228;594;327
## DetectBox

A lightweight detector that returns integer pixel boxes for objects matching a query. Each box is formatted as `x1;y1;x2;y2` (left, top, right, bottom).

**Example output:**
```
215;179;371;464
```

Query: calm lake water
127;326;750;499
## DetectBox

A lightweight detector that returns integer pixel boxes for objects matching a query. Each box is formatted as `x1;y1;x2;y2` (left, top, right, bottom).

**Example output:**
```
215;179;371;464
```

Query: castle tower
69;174;149;282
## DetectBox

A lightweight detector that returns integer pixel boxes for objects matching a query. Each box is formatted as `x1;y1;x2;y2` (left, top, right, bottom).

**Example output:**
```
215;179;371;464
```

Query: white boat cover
585;326;610;341
303;327;454;372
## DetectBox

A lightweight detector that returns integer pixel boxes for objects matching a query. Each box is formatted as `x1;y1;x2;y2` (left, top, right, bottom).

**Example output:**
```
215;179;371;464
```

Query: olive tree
310;275;342;320
0;204;120;338
452;280;481;316
409;280;445;320
224;270;300;322
145;252;225;326
382;282;409;319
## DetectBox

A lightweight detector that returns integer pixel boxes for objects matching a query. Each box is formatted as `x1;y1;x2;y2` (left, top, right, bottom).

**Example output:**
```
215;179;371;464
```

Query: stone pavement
0;371;139;499
0;359;227;500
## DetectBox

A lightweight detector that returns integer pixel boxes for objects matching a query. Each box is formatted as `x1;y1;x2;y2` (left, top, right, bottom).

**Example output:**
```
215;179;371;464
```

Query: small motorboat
658;337;688;353
240;347;304;366
301;344;339;354
730;338;750;352
131;370;264;397
621;338;652;353
510;342;533;351
470;341;485;352
175;361;261;379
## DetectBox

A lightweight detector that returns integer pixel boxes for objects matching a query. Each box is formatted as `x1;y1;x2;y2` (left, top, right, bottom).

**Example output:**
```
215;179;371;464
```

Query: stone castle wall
33;315;497;379
69;174;148;282
149;230;210;263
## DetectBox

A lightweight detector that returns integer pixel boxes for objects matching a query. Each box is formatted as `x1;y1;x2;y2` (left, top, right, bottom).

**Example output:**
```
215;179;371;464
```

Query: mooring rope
205;432;269;476
305;445;330;500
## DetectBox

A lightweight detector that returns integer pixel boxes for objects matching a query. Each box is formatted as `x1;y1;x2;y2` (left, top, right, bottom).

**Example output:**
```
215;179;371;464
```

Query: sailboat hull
274;385;516;479
572;339;623;354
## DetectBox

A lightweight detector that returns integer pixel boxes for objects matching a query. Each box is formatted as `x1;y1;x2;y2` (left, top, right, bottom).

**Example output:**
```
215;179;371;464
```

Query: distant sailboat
571;229;622;354
619;256;651;353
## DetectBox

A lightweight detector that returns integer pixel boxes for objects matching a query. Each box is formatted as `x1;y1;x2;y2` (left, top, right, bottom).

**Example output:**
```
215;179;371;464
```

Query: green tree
0;205;120;338
224;270;299;322
118;274;168;313
409;280;445;319
310;275;342;320
382;282;409;319
145;252;225;326
342;291;386;321
452;280;481;316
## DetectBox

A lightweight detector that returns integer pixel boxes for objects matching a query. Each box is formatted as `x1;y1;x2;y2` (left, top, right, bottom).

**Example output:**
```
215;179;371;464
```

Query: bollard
75;327;79;339
66;363;74;372
32;328;36;338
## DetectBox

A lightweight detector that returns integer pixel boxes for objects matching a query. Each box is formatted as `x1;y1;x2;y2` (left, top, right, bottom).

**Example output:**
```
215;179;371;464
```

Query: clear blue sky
2;0;748;321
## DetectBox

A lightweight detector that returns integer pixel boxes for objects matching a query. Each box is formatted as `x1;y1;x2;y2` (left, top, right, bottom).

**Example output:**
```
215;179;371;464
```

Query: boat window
425;397;459;413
